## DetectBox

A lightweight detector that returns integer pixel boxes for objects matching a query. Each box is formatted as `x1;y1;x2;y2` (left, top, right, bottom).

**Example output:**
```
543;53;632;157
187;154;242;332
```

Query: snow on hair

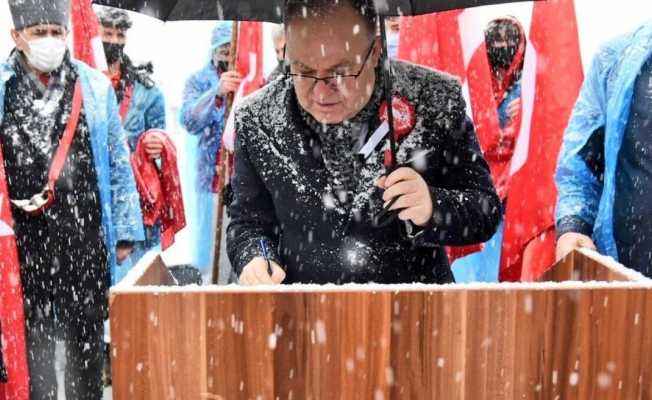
284;0;378;35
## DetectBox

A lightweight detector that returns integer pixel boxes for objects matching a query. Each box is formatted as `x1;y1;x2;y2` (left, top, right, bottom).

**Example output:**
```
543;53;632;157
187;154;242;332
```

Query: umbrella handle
379;15;397;168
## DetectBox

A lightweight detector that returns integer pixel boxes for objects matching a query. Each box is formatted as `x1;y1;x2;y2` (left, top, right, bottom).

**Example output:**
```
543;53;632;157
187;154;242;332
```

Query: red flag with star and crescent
0;146;29;399
398;0;583;281
71;0;108;70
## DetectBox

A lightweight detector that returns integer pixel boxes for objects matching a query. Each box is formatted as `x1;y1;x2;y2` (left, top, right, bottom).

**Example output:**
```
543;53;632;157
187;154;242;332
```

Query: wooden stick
211;21;240;285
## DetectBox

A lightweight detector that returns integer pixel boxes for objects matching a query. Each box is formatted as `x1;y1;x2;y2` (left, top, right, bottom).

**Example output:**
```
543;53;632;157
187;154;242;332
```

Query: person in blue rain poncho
1;0;144;397
180;21;242;271
556;23;652;277
96;6;167;283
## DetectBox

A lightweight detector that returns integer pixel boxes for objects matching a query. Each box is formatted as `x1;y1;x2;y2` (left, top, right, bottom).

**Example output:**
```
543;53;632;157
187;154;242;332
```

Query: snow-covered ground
52;342;112;400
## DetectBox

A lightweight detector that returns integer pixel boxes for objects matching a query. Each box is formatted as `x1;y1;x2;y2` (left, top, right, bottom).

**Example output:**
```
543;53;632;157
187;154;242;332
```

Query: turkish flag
71;0;108;70
222;21;264;152
398;10;465;79
235;21;265;99
399;0;583;281
213;22;264;192
0;145;29;400
500;0;584;281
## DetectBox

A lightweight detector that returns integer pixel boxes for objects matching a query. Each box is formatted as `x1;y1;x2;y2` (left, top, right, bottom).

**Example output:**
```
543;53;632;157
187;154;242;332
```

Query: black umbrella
93;0;536;22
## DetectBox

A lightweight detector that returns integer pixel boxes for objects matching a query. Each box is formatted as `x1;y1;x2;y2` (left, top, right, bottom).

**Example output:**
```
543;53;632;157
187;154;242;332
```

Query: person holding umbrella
228;0;502;285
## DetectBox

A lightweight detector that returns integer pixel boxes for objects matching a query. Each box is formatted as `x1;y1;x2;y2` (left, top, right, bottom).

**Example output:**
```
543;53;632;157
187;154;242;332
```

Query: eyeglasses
286;42;376;89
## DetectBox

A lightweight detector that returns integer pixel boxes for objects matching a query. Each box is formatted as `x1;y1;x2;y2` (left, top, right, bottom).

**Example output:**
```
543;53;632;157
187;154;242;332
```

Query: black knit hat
9;0;69;30
96;6;133;31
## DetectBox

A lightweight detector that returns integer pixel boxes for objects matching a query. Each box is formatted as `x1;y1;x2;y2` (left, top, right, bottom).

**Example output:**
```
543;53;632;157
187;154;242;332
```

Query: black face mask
488;46;516;70
217;60;229;73
103;42;125;65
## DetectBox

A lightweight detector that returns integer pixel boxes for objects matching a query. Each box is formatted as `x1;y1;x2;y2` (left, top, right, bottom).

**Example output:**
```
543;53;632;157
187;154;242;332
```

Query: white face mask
24;36;67;73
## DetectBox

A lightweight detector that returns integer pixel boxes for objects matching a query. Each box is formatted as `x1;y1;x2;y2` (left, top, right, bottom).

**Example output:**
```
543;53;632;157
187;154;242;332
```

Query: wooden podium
110;250;652;399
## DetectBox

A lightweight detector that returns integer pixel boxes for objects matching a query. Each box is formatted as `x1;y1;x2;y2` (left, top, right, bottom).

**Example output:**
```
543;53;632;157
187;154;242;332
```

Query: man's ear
10;29;19;44
10;29;28;53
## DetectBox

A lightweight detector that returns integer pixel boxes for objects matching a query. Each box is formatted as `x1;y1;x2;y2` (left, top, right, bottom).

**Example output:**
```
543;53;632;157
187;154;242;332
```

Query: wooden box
110;250;652;399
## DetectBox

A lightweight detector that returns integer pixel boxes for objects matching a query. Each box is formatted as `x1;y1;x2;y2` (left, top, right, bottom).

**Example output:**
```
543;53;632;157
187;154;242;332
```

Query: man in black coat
227;0;502;285
2;1;143;398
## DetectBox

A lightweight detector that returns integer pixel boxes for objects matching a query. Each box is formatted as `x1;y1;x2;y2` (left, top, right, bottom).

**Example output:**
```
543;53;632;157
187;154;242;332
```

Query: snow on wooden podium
109;249;652;400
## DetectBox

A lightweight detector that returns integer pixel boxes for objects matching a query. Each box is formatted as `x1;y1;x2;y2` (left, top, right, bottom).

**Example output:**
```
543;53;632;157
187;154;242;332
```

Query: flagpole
211;21;239;285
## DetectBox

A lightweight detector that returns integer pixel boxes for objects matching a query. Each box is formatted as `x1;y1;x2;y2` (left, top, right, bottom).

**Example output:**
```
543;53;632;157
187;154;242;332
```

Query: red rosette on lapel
380;96;416;167
379;96;417;140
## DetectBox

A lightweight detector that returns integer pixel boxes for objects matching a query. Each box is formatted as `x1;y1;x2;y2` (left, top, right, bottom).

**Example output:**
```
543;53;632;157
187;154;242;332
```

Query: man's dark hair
97;6;133;31
484;19;521;45
284;0;378;36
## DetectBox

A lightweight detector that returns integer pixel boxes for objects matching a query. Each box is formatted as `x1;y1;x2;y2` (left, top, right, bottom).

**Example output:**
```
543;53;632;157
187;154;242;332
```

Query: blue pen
259;239;273;276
